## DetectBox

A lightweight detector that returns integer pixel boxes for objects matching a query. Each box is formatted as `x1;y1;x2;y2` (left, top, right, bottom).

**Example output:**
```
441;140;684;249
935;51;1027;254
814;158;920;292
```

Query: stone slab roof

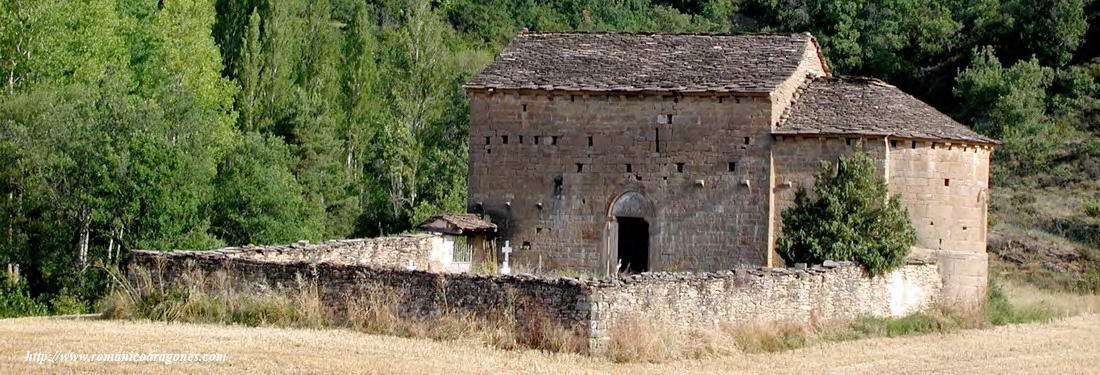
465;32;817;93
775;76;998;144
417;214;497;235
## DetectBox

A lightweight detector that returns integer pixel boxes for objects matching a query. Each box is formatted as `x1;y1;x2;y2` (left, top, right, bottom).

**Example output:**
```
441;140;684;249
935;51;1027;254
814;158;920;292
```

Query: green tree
777;150;916;276
211;132;321;245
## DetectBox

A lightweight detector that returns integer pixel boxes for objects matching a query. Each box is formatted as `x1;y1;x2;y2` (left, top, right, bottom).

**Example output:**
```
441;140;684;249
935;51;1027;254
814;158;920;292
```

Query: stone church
464;32;995;297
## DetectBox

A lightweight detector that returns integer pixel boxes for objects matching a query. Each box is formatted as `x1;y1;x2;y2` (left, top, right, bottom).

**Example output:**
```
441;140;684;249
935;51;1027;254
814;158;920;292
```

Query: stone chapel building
464;32;996;297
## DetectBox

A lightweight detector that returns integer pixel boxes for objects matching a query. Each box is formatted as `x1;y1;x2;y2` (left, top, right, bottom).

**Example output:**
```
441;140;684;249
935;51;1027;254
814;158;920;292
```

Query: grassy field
1;313;1098;374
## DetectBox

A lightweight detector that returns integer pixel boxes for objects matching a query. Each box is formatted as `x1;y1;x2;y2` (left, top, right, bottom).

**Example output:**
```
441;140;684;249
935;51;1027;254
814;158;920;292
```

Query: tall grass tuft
103;264;584;355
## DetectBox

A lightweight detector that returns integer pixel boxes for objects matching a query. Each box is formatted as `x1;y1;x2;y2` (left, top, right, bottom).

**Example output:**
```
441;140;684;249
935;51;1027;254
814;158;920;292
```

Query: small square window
625;164;632;173
727;162;736;172
676;163;685;173
551;136;558;145
911;141;917;149
944;179;950;186
890;140;899;148
744;137;751;145
502;136;508;144
576;163;584;172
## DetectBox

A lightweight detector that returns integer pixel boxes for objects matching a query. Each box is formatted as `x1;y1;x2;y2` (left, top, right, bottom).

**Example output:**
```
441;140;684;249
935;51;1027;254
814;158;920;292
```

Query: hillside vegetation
1;0;1097;313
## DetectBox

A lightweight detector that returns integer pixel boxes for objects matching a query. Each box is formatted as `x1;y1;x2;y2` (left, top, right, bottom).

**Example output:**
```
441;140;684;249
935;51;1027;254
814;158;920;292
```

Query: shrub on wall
777;150;917;276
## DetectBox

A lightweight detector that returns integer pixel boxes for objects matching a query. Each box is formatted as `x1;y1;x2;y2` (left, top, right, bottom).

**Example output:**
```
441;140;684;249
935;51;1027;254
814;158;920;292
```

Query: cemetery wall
130;241;941;354
584;259;940;352
137;234;458;272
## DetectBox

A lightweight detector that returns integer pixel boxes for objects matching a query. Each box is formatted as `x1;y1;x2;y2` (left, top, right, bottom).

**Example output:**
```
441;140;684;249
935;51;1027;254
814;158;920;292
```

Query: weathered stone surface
129;246;941;355
466;32;822;93
135;234;455;272
775;76;998;144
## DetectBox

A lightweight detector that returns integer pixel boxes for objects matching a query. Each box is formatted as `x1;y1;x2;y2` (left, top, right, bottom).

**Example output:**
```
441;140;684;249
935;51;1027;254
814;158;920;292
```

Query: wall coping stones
133;244;936;291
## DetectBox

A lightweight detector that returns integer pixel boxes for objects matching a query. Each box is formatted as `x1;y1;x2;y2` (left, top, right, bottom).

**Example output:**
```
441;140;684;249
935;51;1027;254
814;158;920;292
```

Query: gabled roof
465;31;819;93
417;214;497;236
775;76;998;144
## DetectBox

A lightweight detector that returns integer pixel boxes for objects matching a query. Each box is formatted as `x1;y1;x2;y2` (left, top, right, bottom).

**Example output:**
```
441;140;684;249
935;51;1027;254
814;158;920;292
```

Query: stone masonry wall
585;260;940;352
152;234;455;272
129;242;940;355
887;141;993;303
129;249;593;347
468;91;774;273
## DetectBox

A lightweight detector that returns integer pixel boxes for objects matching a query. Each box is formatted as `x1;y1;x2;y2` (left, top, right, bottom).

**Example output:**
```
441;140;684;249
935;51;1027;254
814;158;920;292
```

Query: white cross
500;241;513;275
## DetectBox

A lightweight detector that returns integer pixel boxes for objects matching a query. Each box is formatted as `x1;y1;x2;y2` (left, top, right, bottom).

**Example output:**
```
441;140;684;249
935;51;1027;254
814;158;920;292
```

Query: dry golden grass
1002;281;1100;316
1;314;1099;374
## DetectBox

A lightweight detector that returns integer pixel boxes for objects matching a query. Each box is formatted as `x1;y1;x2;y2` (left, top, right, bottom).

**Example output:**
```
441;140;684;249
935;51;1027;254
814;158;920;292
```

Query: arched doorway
608;192;653;274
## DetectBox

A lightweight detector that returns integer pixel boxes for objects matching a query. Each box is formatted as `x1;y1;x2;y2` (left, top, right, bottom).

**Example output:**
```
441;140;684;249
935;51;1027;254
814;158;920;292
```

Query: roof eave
770;131;1001;146
463;86;773;97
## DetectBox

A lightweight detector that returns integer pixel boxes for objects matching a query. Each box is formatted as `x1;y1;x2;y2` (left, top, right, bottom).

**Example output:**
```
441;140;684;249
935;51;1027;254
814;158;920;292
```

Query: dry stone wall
128;249;593;345
157;234;457;272
584;260;940;352
129;241;941;355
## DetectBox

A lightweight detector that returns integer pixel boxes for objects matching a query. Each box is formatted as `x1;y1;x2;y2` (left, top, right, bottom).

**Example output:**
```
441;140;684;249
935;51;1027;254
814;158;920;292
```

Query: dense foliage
0;0;1096;313
777;151;917;275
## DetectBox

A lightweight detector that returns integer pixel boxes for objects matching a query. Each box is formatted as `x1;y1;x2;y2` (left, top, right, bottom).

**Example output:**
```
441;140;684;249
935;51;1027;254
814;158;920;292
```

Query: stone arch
605;191;654;274
607;191;654;218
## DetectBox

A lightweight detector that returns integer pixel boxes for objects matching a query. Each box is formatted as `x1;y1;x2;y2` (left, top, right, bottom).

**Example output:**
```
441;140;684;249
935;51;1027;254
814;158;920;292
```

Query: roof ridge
518;30;813;38
812;75;893;87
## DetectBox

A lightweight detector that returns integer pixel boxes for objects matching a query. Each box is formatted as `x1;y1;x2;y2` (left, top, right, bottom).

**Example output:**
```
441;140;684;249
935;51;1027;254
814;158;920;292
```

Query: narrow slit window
553;175;563;198
728;162;736;172
534;136;540;145
665;114;673;124
519;135;524;144
485;136;491;145
655;128;661;153
587;136;593;147
911;141;917;149
502;136;508;144
576;163;584;173
570;95;576;102
718;96;724;103
676;162;685;173
522;104;528;112
845;137;853;146
625;164;632;173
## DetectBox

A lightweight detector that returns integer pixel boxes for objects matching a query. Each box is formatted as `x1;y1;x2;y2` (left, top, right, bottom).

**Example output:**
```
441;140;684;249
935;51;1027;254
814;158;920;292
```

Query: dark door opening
616;217;649;273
